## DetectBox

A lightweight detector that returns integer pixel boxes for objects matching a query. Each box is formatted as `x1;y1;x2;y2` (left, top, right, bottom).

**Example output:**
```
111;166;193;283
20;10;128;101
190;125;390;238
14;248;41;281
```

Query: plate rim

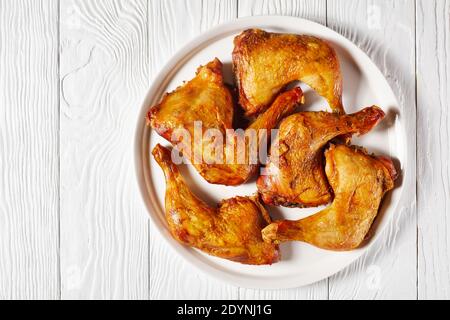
134;15;409;289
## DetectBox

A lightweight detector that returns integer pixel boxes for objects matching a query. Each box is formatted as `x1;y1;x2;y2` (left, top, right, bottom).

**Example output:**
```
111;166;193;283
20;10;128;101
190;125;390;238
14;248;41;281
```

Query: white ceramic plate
135;16;407;289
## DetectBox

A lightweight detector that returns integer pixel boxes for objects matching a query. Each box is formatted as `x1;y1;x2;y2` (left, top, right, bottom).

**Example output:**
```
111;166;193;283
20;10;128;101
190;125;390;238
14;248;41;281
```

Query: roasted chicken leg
233;29;343;116
262;144;397;250
257;106;385;207
149;58;303;186
152;144;279;265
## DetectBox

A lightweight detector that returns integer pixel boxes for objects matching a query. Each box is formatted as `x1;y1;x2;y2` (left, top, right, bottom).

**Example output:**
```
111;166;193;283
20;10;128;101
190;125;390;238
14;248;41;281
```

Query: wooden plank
237;0;326;24
148;0;239;300
0;0;59;299
238;0;329;300
327;0;417;299
417;0;450;300
59;0;149;299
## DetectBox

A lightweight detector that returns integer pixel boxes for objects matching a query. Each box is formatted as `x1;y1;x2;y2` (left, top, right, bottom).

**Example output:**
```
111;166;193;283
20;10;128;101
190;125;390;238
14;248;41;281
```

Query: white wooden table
0;0;448;300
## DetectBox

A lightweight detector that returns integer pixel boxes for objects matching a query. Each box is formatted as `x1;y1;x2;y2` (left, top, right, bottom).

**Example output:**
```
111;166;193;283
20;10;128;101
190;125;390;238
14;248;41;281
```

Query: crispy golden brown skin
148;58;303;186
152;144;279;265
233;29;344;116
257;106;385;207
262;144;397;250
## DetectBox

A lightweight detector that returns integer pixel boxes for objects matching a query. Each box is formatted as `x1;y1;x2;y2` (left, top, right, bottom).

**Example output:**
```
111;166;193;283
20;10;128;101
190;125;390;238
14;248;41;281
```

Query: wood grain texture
237;0;326;24
148;0;239;300
327;0;417;299
238;0;328;300
59;0;149;299
0;0;59;300
417;0;450;300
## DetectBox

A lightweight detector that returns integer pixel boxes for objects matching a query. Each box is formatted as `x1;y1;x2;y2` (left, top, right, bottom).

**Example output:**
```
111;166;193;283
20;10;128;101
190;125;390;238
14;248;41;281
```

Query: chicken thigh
233;29;343;116
148;58;303;186
262;144;397;250
257;106;385;207
152;144;279;265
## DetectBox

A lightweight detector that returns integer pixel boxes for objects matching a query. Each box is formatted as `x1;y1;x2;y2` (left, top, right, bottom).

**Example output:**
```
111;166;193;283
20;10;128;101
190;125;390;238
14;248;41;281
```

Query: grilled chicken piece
148;58;303;186
257;106;385;208
262;144;397;250
152;144;279;265
233;29;344;116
